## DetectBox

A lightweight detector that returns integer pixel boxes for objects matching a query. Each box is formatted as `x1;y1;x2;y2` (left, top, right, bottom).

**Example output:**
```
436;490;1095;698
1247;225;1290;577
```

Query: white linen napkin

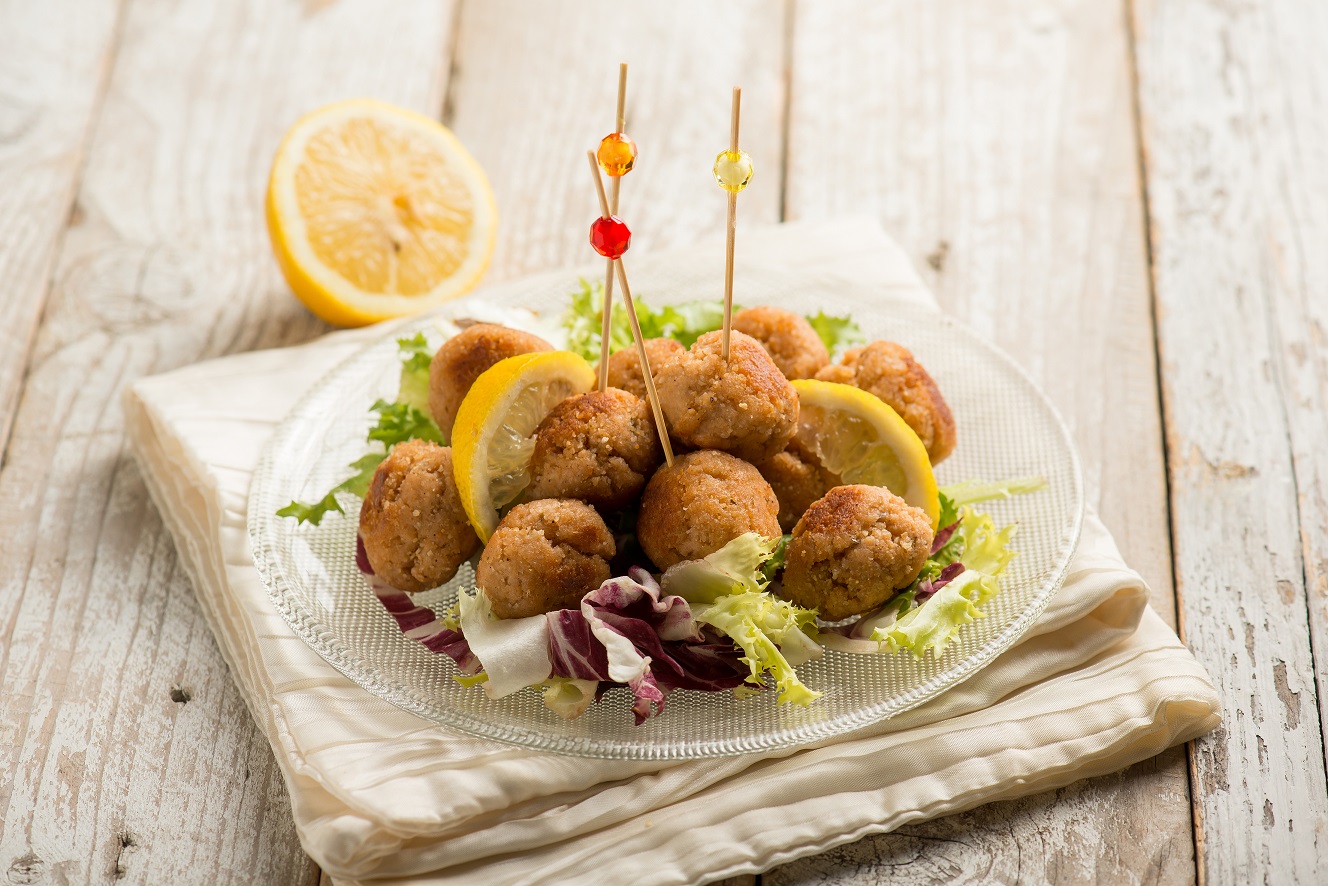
124;221;1220;885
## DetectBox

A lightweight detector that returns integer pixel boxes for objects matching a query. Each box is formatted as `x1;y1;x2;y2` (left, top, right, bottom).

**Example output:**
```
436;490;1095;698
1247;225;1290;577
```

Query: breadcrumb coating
780;484;934;620
815;340;956;464
526;389;663;511
476;499;615;618
732;306;830;380
655;330;798;464
427;323;552;437
636;450;781;570
358;440;480;593
756;435;842;532
600;337;684;401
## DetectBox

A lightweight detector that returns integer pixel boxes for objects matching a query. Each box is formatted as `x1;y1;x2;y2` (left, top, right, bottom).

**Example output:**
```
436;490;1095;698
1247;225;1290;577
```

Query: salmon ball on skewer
816;340;956;464
780;485;934;620
600;337;684;401
732;306;829;380
636;450;781;571
358;440;480;593
655;330;798;464
428;323;553;438
476;499;616;619
756;436;842;533
526;388;663;512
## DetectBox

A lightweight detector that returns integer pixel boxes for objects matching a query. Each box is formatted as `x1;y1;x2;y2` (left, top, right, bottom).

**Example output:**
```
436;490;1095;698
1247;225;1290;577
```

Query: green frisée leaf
697;591;822;705
368;399;443;447
276;452;386;526
641;301;726;348
657;533;822;705
941;476;1045;509
805;310;864;357
396;333;434;414
278;333;443;524
561;278;636;362
878;570;1000;658
877;506;1019;657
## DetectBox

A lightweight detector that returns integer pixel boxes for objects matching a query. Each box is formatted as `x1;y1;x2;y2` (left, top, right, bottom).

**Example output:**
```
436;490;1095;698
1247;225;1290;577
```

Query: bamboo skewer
587;151;674;467
598;63;630;391
721;87;741;361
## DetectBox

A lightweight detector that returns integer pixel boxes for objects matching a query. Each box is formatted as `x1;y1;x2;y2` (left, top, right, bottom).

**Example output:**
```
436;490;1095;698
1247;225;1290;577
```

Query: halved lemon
451;351;596;541
266;98;497;327
792;378;941;527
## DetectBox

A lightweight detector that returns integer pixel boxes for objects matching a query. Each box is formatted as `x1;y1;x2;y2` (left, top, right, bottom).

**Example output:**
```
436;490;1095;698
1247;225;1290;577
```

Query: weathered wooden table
2;1;1324;883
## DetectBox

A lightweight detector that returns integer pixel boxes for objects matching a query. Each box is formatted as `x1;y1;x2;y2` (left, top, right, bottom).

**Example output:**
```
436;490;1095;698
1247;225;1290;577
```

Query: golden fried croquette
636;450;781;570
428;323;553;437
475;499;615;618
732;306;830;380
601;337;684;400
780;485;934;620
358;440;480;593
815;340;956;464
526;388;663;511
756;436;842;532
655;330;798;464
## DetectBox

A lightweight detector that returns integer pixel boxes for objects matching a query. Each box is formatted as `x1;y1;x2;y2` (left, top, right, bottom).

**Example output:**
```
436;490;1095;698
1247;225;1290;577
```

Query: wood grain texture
0;0;122;458
770;0;1194;882
1132;0;1328;881
0;0;454;881
446;0;786;281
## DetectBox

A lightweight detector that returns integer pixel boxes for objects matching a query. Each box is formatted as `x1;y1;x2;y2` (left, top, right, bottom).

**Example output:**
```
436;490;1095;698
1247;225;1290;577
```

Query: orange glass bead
713;150;753;193
597;132;638;177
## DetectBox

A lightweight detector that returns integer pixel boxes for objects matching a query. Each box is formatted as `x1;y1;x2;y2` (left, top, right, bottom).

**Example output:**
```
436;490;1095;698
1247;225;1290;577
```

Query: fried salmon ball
526;388;663;511
655;330;798;464
636;450;781;570
815;340;956;464
428;323;553;437
732;306;830;380
357;440;480;593
756;436;842;532
476;499;615;618
601;337;685;400
780;485;934;620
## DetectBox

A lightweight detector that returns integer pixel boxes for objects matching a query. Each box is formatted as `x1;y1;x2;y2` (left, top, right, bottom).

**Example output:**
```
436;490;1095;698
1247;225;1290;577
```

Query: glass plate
249;268;1083;760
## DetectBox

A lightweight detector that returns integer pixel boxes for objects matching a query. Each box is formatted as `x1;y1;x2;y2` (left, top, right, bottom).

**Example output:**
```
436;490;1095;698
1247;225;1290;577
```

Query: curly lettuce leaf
395;332;434;414
879;569;999;658
805;310;864;357
941;476;1045;509
639;301;726;348
660;531;780;604
697;592;822;704
279;334;442;524
876;507;1018;657
277;452;385;526
561;278;636;361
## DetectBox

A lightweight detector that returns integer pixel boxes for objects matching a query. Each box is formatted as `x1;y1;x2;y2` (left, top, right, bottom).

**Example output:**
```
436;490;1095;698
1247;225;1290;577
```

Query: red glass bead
589;216;631;260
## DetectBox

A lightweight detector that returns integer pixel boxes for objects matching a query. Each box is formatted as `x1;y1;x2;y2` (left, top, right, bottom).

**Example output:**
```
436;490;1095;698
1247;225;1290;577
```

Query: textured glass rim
248;301;1084;760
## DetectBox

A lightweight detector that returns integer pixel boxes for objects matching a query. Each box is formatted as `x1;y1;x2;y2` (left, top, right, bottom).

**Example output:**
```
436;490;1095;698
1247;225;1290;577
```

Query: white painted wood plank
0;0;122;455
1132;0;1328;881
770;1;1194;882
446;0;786;281
0;0;455;881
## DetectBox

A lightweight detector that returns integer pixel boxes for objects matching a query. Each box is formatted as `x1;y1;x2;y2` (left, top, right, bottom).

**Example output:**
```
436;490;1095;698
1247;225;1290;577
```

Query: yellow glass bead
713;150;753;192
597;132;637;176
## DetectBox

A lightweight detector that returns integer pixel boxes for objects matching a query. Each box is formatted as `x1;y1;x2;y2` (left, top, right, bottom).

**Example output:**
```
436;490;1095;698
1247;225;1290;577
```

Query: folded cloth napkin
124;220;1220;885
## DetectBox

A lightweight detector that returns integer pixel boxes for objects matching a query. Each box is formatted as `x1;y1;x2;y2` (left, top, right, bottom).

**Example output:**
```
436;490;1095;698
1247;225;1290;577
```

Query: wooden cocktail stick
599;63;630;391
721;86;741;361
587;151;674;467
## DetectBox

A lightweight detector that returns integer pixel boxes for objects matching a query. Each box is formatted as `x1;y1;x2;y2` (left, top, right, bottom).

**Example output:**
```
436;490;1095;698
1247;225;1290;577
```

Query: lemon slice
792;378;941;527
266;98;497;327
451;351;596;541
